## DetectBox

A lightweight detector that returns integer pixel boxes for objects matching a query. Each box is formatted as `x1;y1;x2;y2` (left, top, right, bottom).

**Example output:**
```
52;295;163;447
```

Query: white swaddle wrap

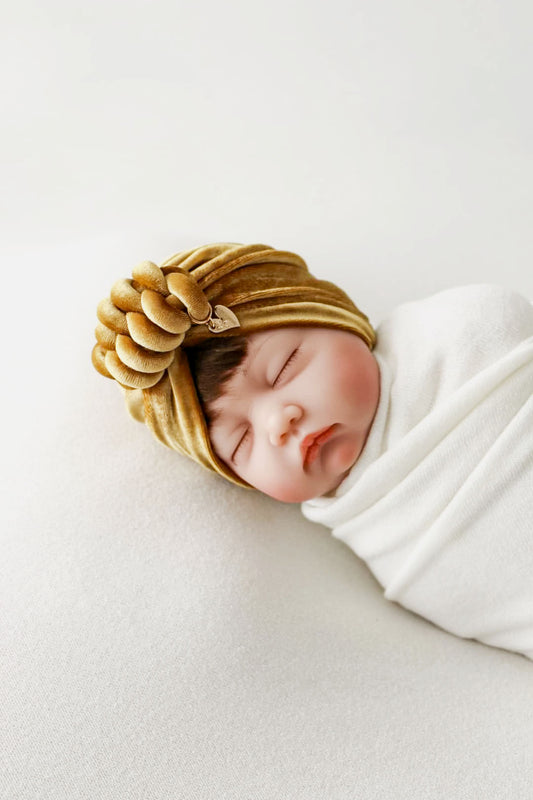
302;285;533;659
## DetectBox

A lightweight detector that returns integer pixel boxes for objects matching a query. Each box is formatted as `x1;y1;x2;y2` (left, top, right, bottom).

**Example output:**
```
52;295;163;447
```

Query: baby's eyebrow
208;334;277;427
223;342;255;385
242;334;275;378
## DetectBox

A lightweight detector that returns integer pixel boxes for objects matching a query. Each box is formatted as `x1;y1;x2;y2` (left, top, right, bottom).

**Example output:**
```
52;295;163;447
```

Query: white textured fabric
303;285;533;659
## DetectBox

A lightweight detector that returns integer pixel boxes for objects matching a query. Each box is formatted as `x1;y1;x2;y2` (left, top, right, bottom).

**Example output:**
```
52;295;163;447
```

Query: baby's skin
208;326;381;502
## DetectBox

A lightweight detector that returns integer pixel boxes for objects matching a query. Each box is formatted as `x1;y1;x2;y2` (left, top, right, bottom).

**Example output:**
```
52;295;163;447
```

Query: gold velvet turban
92;242;376;488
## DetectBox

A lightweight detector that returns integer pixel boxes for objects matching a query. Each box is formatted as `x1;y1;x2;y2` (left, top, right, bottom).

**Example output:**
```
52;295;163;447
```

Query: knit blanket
302;285;533;659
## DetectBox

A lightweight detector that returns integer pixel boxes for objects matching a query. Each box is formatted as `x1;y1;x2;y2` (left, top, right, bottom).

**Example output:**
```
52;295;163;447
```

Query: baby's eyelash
232;428;251;462
273;347;300;386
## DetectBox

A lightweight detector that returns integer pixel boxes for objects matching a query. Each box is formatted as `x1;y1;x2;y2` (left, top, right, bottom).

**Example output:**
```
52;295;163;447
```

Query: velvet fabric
92;242;376;487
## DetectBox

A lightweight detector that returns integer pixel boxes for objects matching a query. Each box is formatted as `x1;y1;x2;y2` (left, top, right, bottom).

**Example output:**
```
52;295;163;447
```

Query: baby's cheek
348;355;379;407
238;455;296;502
332;346;363;390
336;365;363;407
323;437;361;477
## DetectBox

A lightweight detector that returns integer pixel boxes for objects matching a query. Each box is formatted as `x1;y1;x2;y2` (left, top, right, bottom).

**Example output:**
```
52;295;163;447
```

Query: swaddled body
302;284;533;660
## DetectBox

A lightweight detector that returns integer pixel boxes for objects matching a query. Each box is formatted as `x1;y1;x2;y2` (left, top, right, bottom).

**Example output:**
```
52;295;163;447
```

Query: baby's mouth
300;424;338;467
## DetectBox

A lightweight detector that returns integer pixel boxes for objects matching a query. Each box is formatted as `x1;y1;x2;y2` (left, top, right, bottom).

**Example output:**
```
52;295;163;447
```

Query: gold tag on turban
187;302;240;332
206;305;240;333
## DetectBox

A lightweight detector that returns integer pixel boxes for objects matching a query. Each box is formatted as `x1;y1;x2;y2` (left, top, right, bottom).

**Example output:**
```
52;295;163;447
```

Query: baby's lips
300;424;338;466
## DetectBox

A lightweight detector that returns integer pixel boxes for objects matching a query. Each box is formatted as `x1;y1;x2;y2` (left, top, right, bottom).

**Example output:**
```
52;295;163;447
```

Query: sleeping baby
92;242;533;661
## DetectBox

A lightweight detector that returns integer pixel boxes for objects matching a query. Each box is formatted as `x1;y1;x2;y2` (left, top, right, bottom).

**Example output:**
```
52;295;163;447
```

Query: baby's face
208;326;380;503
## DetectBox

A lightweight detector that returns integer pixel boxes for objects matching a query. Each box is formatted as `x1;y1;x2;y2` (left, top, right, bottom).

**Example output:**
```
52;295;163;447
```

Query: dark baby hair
186;335;249;425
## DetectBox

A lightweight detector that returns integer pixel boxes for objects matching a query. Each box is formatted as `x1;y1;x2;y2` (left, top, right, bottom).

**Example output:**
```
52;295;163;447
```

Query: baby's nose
268;404;302;446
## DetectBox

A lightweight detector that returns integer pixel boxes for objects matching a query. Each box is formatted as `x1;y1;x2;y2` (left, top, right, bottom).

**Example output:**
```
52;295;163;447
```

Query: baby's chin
255;445;361;503
260;469;351;504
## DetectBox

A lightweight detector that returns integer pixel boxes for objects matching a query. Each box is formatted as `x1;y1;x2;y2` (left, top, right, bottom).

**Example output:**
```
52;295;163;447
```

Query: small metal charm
207;304;240;333
188;303;240;333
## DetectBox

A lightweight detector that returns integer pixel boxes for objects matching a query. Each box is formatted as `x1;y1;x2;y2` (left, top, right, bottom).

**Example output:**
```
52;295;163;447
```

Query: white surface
2;1;533;798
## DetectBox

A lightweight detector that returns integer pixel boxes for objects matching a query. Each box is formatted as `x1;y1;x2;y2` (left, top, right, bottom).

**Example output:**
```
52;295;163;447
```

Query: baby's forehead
246;323;353;350
244;324;326;351
222;323;346;378
243;324;328;365
247;325;305;343
208;327;302;412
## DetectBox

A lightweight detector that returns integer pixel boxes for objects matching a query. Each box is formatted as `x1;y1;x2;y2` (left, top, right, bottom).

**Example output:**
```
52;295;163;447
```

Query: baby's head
188;326;379;502
92;243;378;503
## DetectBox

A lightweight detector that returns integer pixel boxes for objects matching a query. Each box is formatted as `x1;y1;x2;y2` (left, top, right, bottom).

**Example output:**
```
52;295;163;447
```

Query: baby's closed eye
272;347;301;386
232;427;251;461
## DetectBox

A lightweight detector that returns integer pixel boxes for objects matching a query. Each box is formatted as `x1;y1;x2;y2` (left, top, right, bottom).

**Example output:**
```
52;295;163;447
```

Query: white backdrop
3;0;532;304
2;2;533;798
